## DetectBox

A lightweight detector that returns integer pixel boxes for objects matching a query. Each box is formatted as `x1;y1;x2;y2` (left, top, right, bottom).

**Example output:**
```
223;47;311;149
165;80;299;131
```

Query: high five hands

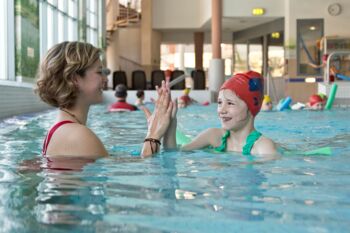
141;81;177;157
140;80;178;156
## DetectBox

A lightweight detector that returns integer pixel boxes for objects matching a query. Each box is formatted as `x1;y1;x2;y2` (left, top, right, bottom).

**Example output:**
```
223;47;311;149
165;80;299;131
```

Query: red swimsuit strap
42;120;75;155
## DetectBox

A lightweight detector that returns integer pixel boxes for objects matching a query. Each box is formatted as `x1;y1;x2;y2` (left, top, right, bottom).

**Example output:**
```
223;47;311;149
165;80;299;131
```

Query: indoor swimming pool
0;104;349;232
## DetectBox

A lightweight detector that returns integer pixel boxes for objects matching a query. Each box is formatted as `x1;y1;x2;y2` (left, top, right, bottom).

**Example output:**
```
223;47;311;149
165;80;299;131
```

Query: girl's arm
181;128;221;151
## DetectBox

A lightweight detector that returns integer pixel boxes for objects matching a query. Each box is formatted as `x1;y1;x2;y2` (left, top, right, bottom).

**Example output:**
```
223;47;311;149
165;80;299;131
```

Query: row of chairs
112;69;206;90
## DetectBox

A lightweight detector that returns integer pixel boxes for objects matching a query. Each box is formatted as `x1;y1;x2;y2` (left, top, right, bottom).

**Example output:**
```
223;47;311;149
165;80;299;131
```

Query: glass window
222;44;233;76
0;0;7;80
248;37;263;74
41;0;81;52
89;0;96;13
268;31;285;77
268;46;284;77
297;19;323;75
234;44;248;74
68;0;77;17
47;0;57;6
86;0;98;46
68;18;77;41
160;43;232;76
58;0;67;12
58;12;65;43
47;6;55;49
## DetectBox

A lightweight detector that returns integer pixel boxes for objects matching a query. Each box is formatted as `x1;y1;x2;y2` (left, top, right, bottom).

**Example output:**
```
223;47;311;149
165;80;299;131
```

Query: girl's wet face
217;89;250;130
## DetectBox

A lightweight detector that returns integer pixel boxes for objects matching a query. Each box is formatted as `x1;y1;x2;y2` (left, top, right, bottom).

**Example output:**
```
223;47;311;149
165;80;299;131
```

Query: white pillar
209;59;225;93
179;44;185;71
209;0;225;101
106;31;119;89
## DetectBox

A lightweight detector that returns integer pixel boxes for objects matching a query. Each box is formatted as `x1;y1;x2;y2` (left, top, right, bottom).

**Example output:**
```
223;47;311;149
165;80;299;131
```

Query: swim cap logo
249;78;263;106
253;97;258;106
248;78;262;92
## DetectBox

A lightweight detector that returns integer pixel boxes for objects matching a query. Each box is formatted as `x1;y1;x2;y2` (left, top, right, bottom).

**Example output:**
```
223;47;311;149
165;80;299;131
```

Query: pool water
0;104;349;232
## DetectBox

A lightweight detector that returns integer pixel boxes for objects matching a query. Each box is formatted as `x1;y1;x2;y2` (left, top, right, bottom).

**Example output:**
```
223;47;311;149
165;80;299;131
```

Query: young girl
261;95;273;111
35;41;173;159
161;71;277;156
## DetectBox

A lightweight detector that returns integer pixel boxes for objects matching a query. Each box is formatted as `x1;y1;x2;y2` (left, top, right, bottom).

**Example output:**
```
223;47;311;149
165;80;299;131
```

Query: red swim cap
309;94;323;106
220;71;264;117
179;95;191;104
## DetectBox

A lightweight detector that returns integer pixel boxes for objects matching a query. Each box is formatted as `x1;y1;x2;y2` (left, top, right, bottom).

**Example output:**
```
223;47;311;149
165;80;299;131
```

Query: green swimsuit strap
213;130;230;152
213;130;262;154
242;130;262;155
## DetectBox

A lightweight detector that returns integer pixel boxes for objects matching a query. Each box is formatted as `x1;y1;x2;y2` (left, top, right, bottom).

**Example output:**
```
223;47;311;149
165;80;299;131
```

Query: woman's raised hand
156;80;177;119
144;81;173;140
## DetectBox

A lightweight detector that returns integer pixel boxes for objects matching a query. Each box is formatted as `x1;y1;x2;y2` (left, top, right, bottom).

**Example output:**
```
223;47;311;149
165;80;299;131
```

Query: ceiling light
252;8;265;16
309;26;316;31
271;32;280;39
305;77;316;83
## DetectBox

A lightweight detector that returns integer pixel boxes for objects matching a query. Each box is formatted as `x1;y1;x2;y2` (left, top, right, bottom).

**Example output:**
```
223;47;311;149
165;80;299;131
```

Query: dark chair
170;70;185;90
113;71;127;90
151;70;165;90
132;70;147;90
191;69;206;89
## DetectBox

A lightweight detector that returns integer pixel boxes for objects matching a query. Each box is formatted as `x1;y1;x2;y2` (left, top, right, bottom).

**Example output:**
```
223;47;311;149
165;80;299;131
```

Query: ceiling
202;16;281;32
157;16;283;44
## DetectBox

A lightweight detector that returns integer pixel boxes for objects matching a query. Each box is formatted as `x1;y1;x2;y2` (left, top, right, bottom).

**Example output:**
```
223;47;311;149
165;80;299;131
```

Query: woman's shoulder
48;123;108;158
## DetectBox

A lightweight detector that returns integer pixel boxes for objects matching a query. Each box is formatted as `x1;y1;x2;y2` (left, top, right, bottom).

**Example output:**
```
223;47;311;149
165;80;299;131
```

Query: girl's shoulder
253;135;277;155
201;128;226;137
202;128;227;146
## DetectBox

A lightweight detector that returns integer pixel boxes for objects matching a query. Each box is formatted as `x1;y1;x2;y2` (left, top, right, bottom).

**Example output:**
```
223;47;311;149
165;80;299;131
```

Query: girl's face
77;60;108;105
217;89;250;131
310;102;324;111
178;98;187;108
261;101;273;111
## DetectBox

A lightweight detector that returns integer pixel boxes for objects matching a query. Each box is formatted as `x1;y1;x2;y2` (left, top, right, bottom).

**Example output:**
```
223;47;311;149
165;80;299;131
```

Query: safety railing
325;51;350;83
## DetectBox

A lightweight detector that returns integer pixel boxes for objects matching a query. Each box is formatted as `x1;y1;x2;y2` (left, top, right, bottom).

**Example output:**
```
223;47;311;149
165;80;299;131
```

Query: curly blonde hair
35;41;101;108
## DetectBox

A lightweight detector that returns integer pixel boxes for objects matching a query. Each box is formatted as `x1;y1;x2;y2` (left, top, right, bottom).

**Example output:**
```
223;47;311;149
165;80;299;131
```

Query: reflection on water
35;168;107;226
0;106;349;232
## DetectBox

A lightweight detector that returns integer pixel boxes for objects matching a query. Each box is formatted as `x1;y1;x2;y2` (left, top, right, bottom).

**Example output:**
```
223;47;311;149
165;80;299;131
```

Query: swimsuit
41;121;94;171
109;100;138;111
213;130;262;155
42;120;74;156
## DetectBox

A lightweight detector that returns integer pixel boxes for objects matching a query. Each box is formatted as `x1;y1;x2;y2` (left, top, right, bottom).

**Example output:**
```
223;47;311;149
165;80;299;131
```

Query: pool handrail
325;51;350;83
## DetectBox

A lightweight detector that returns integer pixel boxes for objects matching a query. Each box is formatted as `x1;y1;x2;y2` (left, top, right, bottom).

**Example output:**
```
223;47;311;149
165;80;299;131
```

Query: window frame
296;18;324;76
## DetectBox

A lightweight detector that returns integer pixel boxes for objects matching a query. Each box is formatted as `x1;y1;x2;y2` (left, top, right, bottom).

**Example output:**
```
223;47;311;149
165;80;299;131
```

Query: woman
35;41;173;159
160;71;278;156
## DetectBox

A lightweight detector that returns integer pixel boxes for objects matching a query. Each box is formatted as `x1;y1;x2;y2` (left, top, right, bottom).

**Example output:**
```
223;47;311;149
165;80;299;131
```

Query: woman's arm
141;85;173;158
163;116;177;149
162;96;178;149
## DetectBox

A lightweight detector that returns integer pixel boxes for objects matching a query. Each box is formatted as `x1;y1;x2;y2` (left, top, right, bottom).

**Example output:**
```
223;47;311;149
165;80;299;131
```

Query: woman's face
217;89;250;130
77;60;108;105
